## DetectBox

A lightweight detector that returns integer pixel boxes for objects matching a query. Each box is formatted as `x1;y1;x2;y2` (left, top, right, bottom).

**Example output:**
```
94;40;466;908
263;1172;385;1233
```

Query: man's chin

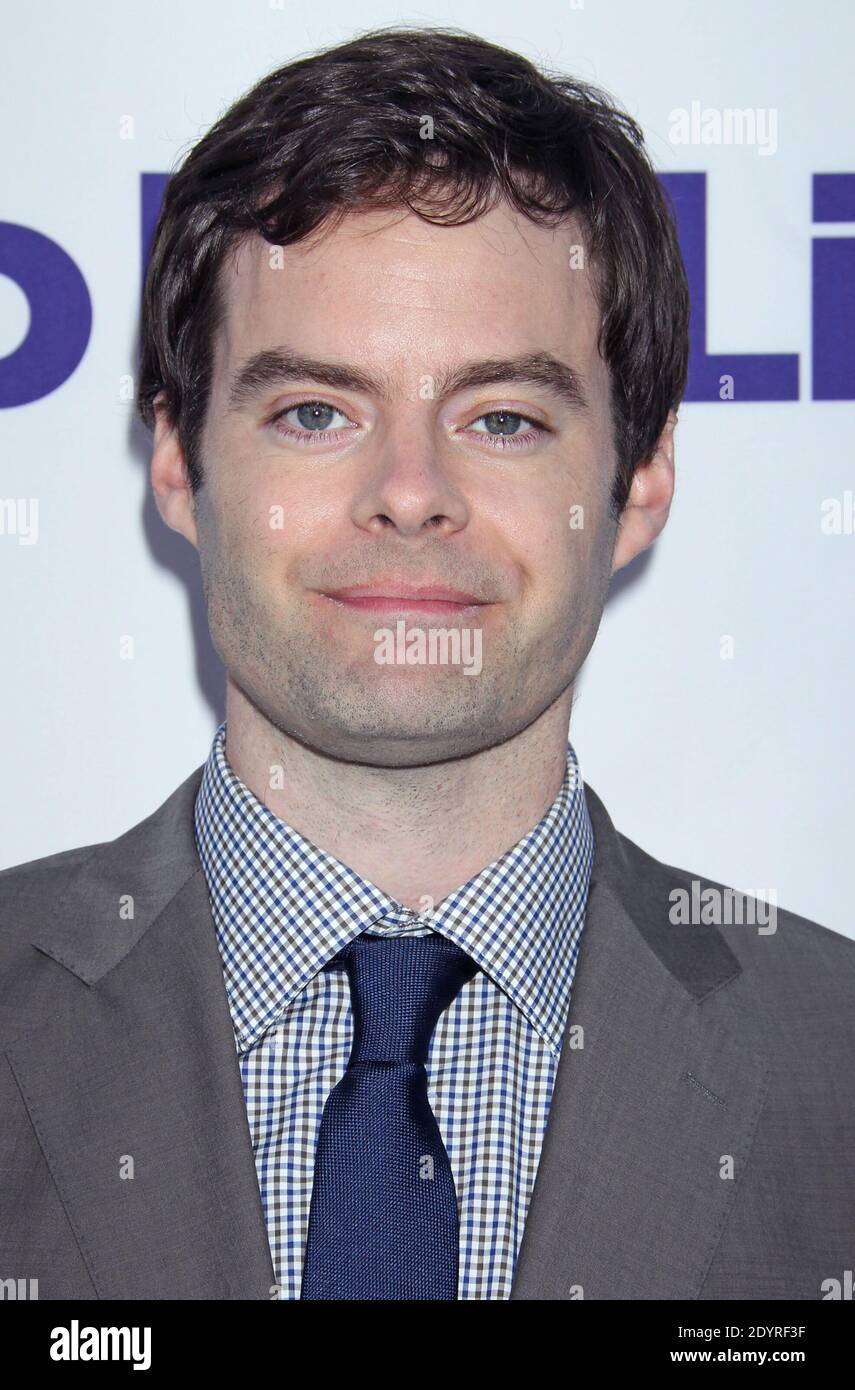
282;704;501;768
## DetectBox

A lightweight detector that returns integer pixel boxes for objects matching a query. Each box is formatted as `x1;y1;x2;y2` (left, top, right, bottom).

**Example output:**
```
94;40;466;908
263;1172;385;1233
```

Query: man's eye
464;410;549;449
468;410;540;438
271;400;353;436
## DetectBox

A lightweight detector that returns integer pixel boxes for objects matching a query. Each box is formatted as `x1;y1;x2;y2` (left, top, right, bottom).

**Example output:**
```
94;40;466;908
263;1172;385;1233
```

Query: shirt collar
194;720;594;1057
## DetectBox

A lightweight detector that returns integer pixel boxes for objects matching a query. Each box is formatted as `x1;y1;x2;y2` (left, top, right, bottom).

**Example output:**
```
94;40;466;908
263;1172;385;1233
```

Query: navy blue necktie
300;930;479;1300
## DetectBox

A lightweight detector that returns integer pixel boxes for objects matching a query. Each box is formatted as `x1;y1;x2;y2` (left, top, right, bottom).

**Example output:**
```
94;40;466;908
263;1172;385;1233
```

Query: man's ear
610;410;677;575
150;391;199;548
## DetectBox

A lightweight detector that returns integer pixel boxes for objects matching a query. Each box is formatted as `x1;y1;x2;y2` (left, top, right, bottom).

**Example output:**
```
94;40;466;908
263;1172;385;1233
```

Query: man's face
167;203;624;765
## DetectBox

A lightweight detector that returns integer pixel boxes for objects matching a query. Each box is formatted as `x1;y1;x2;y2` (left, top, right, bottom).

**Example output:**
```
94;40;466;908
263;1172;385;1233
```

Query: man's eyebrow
225;348;588;414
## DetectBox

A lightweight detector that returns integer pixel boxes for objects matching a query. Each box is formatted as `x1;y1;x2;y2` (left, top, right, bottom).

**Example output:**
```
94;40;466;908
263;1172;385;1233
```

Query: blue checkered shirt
194;720;594;1300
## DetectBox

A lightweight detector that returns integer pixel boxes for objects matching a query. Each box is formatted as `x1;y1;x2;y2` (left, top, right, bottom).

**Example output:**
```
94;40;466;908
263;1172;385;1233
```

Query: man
1;26;852;1302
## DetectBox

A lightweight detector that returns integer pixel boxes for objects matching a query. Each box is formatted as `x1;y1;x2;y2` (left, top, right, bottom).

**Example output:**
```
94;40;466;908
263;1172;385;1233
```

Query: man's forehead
219;203;589;299
211;204;599;385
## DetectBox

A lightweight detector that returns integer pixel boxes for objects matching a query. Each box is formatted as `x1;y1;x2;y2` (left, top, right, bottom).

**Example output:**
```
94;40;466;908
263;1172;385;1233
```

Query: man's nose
349;424;471;538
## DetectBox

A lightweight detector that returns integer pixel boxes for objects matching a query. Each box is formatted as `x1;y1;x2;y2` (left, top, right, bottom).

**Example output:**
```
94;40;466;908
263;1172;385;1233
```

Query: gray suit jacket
1;764;853;1300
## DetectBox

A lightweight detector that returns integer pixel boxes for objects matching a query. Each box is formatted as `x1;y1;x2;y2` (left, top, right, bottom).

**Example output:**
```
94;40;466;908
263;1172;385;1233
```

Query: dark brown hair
136;24;689;515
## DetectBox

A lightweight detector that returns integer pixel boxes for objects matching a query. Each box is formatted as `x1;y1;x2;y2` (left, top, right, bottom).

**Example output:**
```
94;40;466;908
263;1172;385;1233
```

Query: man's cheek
220;495;291;559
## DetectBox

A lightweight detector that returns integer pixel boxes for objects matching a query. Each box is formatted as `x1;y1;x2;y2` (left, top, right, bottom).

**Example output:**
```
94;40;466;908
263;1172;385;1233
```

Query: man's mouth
318;579;490;616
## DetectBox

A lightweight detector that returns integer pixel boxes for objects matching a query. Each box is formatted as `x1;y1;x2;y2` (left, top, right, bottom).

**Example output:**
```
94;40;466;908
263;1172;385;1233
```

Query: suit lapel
5;767;276;1300
511;788;771;1299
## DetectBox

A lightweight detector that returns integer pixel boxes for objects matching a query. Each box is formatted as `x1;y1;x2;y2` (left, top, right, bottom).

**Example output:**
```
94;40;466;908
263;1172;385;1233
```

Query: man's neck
222;683;576;910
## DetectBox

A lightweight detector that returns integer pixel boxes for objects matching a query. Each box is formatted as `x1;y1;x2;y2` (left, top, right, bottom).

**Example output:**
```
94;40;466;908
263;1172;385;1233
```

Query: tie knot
338;931;478;1064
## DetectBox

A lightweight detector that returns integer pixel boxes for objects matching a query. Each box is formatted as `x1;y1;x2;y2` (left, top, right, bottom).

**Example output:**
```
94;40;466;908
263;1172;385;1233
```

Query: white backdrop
1;0;853;939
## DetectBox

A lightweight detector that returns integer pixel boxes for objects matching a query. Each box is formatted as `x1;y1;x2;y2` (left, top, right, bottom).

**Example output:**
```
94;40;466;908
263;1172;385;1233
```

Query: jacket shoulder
610;814;855;1013
0;842;103;945
0;762;205;970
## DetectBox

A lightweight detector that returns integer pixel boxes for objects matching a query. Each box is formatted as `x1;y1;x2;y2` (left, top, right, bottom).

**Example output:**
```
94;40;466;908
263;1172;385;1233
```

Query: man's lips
318;581;489;615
